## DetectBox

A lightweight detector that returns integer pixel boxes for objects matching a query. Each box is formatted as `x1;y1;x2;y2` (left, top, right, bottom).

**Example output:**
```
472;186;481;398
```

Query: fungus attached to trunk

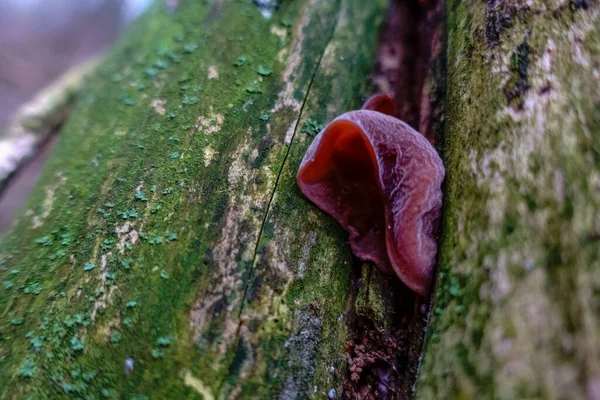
297;94;444;295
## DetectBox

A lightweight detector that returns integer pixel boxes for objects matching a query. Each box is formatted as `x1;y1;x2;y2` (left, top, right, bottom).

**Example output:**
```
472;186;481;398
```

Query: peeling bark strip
0;0;390;398
417;1;600;399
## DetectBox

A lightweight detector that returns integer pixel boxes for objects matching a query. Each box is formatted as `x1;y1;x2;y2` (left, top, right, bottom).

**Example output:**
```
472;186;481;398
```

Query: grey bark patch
280;304;323;400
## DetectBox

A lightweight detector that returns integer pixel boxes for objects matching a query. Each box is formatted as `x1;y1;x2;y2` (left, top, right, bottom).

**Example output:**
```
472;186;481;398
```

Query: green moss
0;0;387;398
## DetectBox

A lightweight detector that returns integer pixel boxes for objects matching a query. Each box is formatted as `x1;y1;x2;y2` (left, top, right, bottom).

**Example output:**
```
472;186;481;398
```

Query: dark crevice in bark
343;263;429;400
342;0;446;398
372;0;444;143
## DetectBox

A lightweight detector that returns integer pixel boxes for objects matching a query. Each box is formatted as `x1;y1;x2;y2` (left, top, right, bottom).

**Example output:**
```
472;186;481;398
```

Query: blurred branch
0;57;100;190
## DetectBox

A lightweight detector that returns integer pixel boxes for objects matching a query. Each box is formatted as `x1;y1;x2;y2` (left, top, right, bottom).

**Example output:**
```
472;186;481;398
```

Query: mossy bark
4;0;597;398
417;1;600;399
0;0;390;398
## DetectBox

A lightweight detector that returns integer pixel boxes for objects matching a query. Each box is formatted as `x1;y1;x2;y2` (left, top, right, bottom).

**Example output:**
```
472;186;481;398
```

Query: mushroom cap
297;109;444;295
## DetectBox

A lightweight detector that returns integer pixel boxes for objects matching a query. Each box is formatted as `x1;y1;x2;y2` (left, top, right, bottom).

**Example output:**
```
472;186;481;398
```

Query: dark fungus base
297;94;444;296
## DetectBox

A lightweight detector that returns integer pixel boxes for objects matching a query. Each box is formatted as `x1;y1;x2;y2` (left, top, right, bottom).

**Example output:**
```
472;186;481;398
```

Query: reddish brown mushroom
297;94;444;295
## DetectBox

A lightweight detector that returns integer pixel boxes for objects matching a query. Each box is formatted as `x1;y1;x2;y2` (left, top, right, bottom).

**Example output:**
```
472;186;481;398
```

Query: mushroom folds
297;94;444;295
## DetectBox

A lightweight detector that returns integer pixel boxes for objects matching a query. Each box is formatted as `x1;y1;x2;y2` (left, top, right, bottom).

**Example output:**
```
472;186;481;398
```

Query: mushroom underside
297;119;393;274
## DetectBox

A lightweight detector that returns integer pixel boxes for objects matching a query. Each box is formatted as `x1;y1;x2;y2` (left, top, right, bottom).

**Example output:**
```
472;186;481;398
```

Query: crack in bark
219;3;343;392
341;0;446;398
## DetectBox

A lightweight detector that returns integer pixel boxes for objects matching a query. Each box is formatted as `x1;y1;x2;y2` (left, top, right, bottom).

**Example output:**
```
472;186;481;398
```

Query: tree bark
0;0;407;398
3;0;599;399
417;1;600;399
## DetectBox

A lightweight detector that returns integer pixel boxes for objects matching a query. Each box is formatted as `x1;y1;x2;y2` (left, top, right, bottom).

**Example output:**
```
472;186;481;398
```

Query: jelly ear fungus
297;94;444;296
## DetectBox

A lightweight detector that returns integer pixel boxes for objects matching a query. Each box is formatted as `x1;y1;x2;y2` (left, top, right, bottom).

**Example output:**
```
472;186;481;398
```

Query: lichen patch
270;25;287;40
208;65;219;80
203;146;217;167
271;0;319;114
32;172;66;228
475;38;559;189
91;251;118;321
182;369;215;400
195;106;224;135
188;204;247;348
265;235;293;280
115;222;139;254
283;120;299;144
227;138;252;188
151;98;167;115
484;267;579;399
189;141;264;353
281;306;323;398
297;231;317;278
95;317;121;341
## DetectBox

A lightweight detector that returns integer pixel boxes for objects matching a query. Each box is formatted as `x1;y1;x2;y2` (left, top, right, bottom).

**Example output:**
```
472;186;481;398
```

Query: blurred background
0;0;151;130
0;0;152;233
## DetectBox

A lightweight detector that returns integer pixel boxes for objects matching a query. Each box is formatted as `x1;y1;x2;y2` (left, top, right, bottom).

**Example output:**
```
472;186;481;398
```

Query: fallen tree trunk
0;0;412;398
3;0;599;398
417;1;600;399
